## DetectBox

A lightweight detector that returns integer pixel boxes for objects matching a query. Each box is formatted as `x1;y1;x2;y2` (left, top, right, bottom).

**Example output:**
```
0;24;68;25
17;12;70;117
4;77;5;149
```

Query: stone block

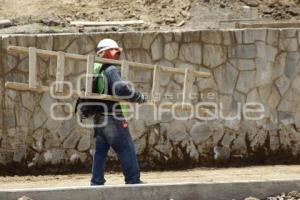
43;149;65;164
182;31;200;42
243;29;267;44
36;35;53;50
33;109;48;129
258;84;272;104
234;30;243;44
190;122;213;144
154;60;173;86
284;52;300;80
294;112;300;129
223;31;234;46
255;58;272;86
213;146;230;161
203;44;226;68
179;43;202;64
272;53;286;80
127;49;152;64
266;86;280;110
280;29;297;38
164;42;179;60
278;99;297;112
129;119;146;140
232;59;255;70
250;130;267;151
57;119;74;141
279;38;298;52
77;133;91;152
63;130;80;149
197;77;217;91
134;136;147;155
13;145;27;162
214;63;238;94
53;35;77;51
221;132;235;148
246;89;260;103
267;29;279;46
136;104;158;126
4;54;18;74
16;106;32;127
201;30;222;44
142;32;157;50
44;131;60;148
230;44;256;59
123;32;143;49
231;132;247;155
17;35;36;47
275;75;290;96
236;71;256;94
162;121;189;144
256;42;278;62
151;35;164;61
163;31;173;43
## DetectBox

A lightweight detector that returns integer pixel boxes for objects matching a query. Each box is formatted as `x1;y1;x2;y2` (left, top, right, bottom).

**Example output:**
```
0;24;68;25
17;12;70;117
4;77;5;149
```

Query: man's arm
104;65;146;103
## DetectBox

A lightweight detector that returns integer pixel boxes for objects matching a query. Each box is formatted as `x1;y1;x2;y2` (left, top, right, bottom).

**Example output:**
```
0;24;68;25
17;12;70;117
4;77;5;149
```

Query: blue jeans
91;115;141;185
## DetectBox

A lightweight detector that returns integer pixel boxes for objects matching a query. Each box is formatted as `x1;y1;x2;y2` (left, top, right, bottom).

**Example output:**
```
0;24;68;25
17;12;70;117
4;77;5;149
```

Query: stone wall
0;29;300;168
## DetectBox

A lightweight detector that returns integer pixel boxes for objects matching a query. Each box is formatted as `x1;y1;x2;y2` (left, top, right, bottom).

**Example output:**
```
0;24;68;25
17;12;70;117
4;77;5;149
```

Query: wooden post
182;68;194;104
121;60;129;80
28;47;37;88
85;54;95;96
151;65;160;103
55;51;65;93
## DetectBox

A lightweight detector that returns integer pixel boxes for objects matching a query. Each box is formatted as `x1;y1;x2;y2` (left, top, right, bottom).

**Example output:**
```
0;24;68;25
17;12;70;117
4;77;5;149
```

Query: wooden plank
7;46;212;79
236;21;300;28
28;47;37;88
151;65;160;103
121;60;129;80
85;54;95;96
55;51;65;93
182;68;194;104
5;82;127;102
70;20;144;27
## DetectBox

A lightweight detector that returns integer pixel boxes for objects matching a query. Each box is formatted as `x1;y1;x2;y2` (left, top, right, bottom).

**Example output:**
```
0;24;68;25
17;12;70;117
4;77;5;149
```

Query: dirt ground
2;0;300;33
0;165;299;189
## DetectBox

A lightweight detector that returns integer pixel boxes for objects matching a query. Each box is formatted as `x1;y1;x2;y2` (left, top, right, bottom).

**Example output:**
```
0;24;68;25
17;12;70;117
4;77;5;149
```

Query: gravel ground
246;191;300;200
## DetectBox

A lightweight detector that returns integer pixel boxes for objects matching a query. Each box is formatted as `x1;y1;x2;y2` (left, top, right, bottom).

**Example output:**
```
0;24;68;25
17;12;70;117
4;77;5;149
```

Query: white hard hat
96;39;122;54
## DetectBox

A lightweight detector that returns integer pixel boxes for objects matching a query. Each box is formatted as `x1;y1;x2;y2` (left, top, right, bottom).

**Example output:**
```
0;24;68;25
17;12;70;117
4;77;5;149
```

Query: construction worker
90;39;146;185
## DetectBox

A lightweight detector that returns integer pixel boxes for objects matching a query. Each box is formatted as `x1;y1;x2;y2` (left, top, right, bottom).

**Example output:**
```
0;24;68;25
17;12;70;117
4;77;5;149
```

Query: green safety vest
94;63;129;117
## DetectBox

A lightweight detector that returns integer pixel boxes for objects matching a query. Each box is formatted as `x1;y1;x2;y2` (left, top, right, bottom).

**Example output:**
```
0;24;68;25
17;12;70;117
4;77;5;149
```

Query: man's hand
137;93;147;104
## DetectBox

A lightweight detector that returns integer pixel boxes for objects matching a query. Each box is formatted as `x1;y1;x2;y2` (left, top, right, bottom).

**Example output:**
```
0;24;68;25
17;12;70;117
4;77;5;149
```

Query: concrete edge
1;179;300;200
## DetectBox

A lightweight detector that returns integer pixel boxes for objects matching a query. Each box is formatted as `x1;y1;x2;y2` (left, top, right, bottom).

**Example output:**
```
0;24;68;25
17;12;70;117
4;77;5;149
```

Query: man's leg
111;122;141;184
91;132;110;185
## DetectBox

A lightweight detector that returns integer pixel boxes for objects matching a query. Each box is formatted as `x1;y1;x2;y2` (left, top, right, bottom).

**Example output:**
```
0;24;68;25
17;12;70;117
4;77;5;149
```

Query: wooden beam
7;46;212;79
182;68;194;104
121;60;129;80
55;51;65;93
151;65;160;103
5;82;128;102
85;54;95;96
70;20;144;27
28;47;37;88
236;21;300;28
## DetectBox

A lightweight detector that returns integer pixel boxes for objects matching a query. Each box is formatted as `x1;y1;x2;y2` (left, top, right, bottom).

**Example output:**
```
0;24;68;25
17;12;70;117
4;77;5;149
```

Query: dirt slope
2;1;300;36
